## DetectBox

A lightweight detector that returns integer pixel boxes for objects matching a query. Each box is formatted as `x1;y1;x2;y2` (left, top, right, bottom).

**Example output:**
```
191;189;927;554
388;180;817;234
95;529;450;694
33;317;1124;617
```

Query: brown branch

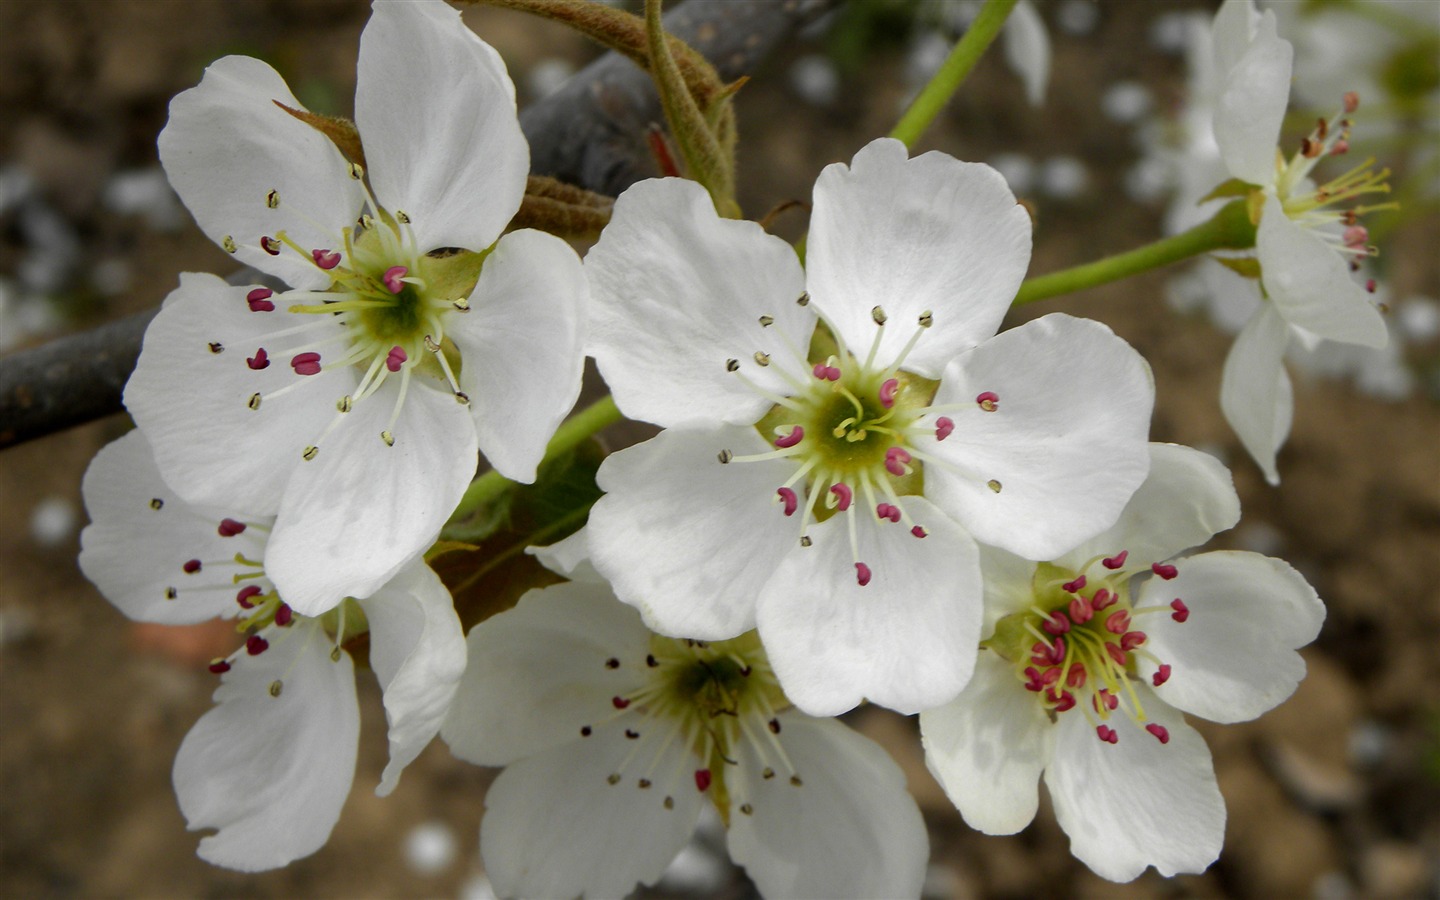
0;0;838;450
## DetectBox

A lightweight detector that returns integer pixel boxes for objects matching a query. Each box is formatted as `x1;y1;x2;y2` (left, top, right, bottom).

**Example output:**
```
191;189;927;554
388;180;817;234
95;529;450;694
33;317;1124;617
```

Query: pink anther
383;265;409;294
1023;666;1046;692
1343;91;1359;113
235;585;262;608
260;236;281;256
1151;562;1178;580
1152;663;1172;687
935;416;955;441
1068;596;1093;624
829;482;853;511
1330;139;1350;156
246;288;275;312
208;659;232;674
1104;609;1131;635
1343;225;1369;248
312;248;341;269
774;426;804;448
385;346;408;373
875;502;901;523
855;562;872;586
910;525;927;538
274;604;293;626
884;447;912;477
291;352;322;376
1031;638;1063;667
1146;723;1171;744
694;769;712;792
218;518;247;537
811;363;841;381
247;348;270;370
1051;691;1076;713
1366;279;1377;293
975;391;999;412
1097;689;1119;711
1096;724;1118;744
1040;666;1061;686
1042;610;1071;636
1062;575;1086;593
183;559;202;574
1067;662;1087;689
879;378;900;409
1102;550;1128;569
1105;642;1127;666
612;696;631;709
1170;598;1190;623
776;487;798;517
1092;588;1116;610
246;634;269;656
1120;631;1147;652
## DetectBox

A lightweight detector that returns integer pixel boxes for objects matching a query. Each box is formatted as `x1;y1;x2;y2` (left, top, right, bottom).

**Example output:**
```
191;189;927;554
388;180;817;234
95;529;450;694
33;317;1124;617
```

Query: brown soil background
1;1;1437;897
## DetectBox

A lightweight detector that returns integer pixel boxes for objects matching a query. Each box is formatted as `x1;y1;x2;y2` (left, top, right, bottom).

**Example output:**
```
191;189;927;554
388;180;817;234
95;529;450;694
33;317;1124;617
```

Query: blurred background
1;0;1437;896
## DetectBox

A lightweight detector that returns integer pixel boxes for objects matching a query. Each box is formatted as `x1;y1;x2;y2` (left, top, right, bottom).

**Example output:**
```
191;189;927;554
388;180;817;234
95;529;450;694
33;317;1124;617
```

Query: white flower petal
442;580;650;766
727;715;928;900
1138;550;1323;724
1058;443;1241;570
479;721;704;900
1045;697;1224;882
755;495;981;716
526;526;604;584
265;378;478;616
921;314;1154;561
1003;1;1051;107
919;652;1053;835
124;273;357;514
1220;302;1292;485
355;0;527;252
807;138;1031;377
79;430;268;624
447;229;587;483
585;177;812;429
1214;11;1292;187
1257;196;1388;348
978;544;1043;633
158;56;363;290
588;425;797;640
1210;0;1259;79
174;622;359;871
358;562;465;796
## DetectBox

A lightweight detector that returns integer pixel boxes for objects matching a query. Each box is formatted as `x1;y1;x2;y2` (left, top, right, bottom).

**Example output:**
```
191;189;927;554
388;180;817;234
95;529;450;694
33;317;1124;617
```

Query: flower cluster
70;0;1380;894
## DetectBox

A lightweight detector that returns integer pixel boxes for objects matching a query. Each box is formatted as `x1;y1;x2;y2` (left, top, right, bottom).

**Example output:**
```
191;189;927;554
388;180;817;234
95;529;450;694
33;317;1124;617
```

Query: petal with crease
1220;302;1292;485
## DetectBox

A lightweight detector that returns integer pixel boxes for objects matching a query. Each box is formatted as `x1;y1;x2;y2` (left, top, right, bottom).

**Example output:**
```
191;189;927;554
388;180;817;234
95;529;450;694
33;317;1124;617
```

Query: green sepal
1198;177;1257;205
1212;255;1263;279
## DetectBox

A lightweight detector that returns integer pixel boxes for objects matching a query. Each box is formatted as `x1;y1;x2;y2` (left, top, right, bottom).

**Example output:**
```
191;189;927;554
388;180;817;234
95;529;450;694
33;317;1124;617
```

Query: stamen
247;349;270;370
1102;550;1128;569
878;378;899;409
1152;562;1178;580
246;288;276;312
976;391;999;412
1145;723;1170;744
855;562;872;586
829;482;853;511
217;518;247;537
291;352;323;376
774;426;804;449
1152;664;1172;686
385;346;408;373
776;487;798;517
312;249;341;270
935;417;954;441
1096;724;1118;744
383;266;409;294
246;634;269;656
1170;599;1189;623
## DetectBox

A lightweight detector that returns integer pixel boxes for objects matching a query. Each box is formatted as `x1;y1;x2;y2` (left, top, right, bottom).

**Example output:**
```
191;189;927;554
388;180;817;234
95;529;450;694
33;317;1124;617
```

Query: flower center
986;550;1190;745
718;297;1003;585
218;163;483;457
1270;92;1395;271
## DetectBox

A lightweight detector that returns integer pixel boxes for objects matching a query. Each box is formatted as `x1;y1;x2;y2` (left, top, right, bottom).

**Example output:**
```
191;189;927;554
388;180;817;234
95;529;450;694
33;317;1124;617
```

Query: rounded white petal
265;378;478;616
479;721;704;900
79;430;270;624
174;622;359;871
1045;698;1224;882
588;425;798;640
442;580;651;766
807;138;1031;377
158;56;363;290
358;562;466;796
1003;1;1051;107
1058;443;1241;570
727;714;928;899
448;229;587;483
1138;550;1323;724
755;495;981;716
1220;302;1292;486
1257;196;1388;348
921;313;1154;560
919;652;1053;835
124;272;357;514
1214;11;1292;187
355;0;527;252
586;177;812;428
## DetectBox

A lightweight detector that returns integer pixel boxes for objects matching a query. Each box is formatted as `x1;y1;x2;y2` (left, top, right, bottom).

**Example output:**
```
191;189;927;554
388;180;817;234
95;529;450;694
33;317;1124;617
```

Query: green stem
448;394;622;523
888;0;1019;148
1013;200;1257;306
